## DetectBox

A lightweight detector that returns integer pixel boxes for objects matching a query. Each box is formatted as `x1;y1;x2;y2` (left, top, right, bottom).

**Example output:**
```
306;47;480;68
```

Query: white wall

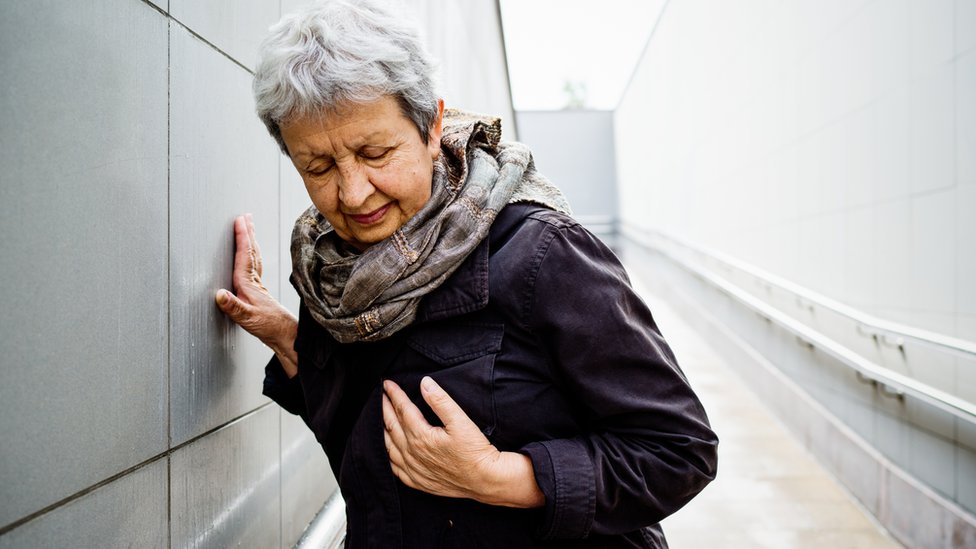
615;0;976;341
516;110;618;231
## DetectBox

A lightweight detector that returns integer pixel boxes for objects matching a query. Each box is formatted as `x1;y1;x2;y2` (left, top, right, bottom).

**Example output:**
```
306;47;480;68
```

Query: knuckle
394;402;409;417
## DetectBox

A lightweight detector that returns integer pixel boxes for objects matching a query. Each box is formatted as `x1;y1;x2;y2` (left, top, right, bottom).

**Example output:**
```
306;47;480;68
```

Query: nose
336;162;375;209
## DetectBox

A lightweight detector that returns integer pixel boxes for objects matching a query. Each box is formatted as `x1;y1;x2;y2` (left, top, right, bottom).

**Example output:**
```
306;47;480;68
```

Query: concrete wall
516;110;618;240
614;0;976;536
0;0;514;546
615;0;975;341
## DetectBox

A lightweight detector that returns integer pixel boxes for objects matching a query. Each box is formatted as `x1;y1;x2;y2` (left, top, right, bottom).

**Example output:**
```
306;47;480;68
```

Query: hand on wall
216;213;299;377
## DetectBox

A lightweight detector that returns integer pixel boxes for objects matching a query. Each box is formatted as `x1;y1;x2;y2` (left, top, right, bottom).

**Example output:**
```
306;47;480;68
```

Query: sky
499;0;667;111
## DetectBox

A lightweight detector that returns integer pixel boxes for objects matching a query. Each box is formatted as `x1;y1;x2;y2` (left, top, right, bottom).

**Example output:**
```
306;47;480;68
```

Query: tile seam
0;402;277;536
166;7;173;548
168;15;254;75
140;0;253;75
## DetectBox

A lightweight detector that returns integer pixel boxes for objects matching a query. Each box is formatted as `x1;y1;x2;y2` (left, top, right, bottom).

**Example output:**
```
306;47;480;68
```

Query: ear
427;98;445;160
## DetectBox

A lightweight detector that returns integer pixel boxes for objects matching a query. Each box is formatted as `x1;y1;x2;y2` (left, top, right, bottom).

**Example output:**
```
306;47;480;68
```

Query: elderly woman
216;1;717;547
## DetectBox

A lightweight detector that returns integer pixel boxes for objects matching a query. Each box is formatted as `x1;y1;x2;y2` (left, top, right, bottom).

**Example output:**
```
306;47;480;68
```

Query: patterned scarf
289;108;571;343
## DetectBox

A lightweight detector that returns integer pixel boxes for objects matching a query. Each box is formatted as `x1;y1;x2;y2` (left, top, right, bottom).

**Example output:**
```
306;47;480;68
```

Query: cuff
262;355;306;417
519;438;596;539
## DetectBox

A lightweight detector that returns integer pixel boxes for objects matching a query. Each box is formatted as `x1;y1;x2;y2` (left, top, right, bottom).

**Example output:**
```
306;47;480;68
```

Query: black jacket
264;203;718;548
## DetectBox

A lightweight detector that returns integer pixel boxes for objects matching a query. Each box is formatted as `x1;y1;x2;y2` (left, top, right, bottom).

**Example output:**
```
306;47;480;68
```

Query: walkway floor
630;279;902;548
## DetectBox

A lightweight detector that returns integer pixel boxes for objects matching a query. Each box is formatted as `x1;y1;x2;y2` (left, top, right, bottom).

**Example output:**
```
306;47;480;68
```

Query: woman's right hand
215;213;299;378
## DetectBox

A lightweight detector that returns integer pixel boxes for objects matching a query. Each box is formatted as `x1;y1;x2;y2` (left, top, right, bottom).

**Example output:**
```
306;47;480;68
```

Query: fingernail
421;376;436;393
215;290;227;305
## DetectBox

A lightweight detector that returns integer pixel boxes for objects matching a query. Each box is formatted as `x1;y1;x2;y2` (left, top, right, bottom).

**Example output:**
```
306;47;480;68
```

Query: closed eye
359;147;391;160
306;164;333;176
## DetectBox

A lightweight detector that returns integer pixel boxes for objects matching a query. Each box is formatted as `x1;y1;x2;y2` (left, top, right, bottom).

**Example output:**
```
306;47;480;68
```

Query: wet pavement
631;279;902;548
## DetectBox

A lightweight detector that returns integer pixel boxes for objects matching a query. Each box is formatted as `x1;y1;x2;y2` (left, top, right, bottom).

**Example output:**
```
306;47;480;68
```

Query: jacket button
447;519;454;528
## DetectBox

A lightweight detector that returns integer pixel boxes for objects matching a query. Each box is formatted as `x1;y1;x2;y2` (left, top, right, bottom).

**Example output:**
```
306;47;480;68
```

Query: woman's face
281;96;444;251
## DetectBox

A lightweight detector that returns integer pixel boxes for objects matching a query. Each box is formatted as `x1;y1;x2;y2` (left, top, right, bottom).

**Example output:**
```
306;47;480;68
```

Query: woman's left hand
382;377;545;508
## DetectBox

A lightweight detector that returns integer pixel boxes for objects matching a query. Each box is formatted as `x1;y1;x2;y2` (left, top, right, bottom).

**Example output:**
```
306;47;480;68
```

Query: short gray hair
253;0;440;155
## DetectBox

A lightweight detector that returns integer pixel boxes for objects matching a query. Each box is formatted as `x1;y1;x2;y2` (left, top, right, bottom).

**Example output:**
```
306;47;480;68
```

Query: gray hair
253;0;440;155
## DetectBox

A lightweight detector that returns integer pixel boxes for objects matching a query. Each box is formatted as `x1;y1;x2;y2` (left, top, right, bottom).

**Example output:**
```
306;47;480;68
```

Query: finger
384;429;417;481
383;380;433;437
244;214;260;279
420;376;476;432
215;288;253;323
245;213;263;278
232;216;254;288
383;398;436;485
383;429;405;468
382;392;409;450
389;461;421;492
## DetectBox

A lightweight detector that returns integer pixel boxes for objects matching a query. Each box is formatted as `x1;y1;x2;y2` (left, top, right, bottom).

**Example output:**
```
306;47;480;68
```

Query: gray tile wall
281;412;336;543
0;460;169;548
170;406;281;548
0;0;306;544
168;21;280;446
0;0;515;545
0;0;169;528
169;0;278;71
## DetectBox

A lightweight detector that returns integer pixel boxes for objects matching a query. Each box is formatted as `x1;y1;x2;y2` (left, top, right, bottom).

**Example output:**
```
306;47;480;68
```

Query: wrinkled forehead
280;90;399;127
280;97;409;157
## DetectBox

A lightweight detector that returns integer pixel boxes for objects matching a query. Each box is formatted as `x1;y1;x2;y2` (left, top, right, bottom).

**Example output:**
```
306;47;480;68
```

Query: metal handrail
296;492;345;549
622;224;976;359
621;224;976;424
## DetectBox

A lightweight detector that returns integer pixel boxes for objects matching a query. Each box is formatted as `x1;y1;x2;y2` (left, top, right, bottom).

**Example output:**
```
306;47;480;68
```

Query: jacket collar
413;235;490;323
412;203;544;323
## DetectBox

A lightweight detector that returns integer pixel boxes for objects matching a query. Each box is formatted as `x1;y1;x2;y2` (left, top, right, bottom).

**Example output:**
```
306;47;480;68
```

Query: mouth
348;203;393;225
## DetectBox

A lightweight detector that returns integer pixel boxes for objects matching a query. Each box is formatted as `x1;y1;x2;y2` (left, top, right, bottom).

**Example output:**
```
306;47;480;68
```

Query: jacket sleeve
263;354;307;418
517;220;718;539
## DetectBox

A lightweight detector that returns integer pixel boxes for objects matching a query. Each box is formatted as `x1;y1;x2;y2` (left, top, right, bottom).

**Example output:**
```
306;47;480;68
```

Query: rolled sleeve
519;439;596;539
262;354;307;418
